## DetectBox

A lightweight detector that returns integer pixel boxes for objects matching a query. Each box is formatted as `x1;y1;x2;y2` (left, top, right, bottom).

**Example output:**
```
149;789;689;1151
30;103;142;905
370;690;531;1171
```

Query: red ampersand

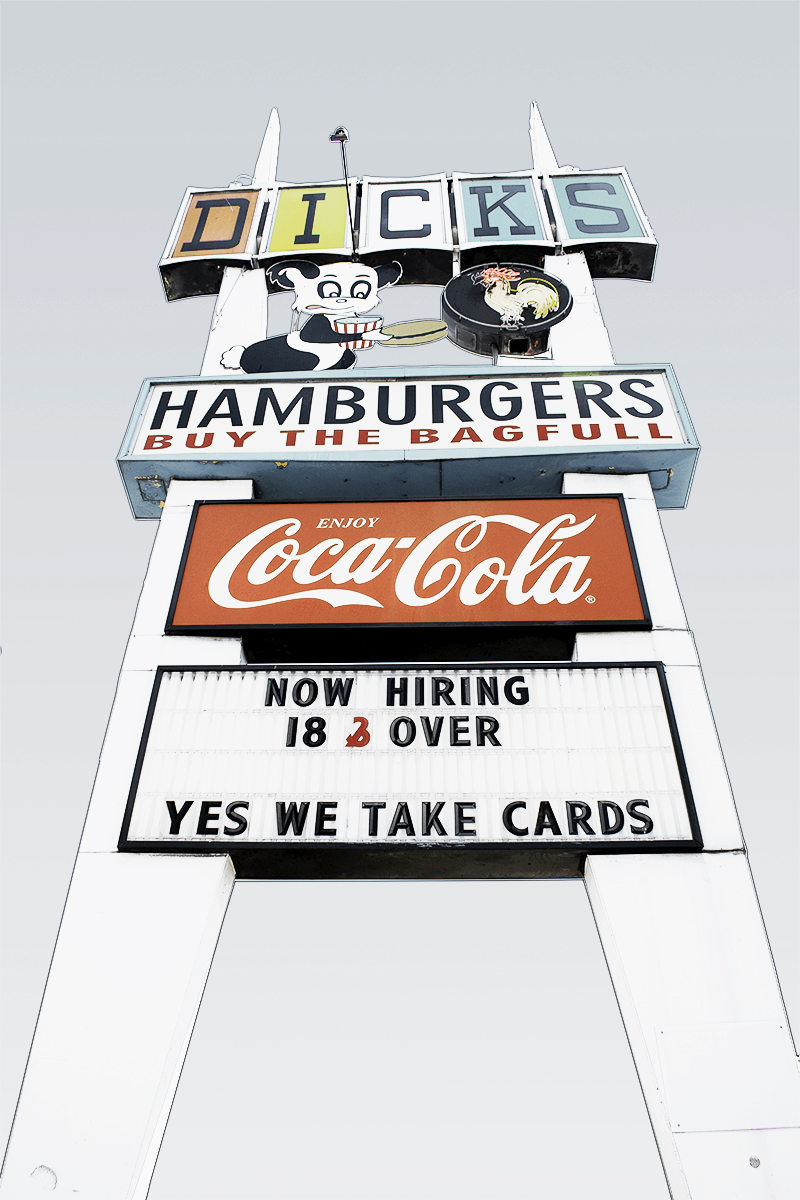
346;717;371;747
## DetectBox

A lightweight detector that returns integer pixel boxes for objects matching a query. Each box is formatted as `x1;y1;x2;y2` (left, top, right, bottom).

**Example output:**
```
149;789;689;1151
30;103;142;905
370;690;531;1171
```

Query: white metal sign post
2;107;798;1200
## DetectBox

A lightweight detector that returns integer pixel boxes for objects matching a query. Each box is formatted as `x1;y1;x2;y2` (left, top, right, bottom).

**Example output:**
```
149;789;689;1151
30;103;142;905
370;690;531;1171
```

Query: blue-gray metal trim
117;364;699;518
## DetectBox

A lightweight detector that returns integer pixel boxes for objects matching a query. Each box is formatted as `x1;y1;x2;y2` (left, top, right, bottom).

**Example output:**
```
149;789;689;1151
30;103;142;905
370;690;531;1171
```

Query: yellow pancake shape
379;320;448;346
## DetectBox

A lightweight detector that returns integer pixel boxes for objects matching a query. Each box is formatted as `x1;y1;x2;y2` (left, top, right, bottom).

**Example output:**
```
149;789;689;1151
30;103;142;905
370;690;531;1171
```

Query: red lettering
537;425;559;441
411;429;439;444
493;425;522;442
451;427;482;443
282;430;304;446
316;429;344;446
614;424;639;440
358;429;380;445
227;430;256;447
345;717;371;748
572;423;601;441
144;434;172;450
186;432;213;449
648;423;672;439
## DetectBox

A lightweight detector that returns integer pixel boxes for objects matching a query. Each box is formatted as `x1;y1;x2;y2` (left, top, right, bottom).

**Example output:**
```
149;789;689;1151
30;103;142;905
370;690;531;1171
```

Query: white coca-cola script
208;512;597;610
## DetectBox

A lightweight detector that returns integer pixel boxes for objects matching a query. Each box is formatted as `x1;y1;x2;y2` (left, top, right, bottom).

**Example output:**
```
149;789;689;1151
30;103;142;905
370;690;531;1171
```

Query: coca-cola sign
167;498;648;631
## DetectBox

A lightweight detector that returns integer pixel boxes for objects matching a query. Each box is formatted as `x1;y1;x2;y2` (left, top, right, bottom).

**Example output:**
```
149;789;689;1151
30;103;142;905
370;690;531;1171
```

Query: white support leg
563;472;800;1197
2;480;254;1199
0;854;235;1199
585;853;800;1199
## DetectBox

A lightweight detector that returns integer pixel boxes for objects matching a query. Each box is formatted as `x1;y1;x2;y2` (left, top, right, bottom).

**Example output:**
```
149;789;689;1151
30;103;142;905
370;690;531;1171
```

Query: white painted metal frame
9;96;796;1197
3;475;798;1199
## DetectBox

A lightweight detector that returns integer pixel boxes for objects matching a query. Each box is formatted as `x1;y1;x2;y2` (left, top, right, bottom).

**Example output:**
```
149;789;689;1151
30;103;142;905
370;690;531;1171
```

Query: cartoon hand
368;329;393;342
220;346;245;370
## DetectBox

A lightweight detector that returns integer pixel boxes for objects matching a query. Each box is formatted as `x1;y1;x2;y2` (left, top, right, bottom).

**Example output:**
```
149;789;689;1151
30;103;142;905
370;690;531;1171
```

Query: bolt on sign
119;664;700;863
166;498;649;633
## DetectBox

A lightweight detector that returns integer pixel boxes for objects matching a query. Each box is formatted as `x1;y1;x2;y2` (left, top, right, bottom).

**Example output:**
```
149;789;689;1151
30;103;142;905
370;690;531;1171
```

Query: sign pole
199;109;280;376
3;103;798;1199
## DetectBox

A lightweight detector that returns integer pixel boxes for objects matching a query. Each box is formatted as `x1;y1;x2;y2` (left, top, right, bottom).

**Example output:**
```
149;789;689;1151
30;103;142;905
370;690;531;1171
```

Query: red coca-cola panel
167;498;648;630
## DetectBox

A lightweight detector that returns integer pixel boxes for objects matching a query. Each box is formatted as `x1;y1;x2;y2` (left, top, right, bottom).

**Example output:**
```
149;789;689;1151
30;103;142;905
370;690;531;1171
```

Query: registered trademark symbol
585;595;596;604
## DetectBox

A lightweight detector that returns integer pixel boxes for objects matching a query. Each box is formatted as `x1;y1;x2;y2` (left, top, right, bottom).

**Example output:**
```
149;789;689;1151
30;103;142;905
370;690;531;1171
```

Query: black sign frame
118;661;702;879
164;495;652;636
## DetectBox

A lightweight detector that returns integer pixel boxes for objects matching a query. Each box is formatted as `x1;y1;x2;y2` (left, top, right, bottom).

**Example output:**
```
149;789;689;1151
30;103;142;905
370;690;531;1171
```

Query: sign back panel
119;663;701;868
167;497;648;632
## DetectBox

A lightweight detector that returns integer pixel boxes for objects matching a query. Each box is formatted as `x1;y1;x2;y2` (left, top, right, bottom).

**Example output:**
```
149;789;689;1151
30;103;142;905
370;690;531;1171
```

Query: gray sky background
2;3;798;1198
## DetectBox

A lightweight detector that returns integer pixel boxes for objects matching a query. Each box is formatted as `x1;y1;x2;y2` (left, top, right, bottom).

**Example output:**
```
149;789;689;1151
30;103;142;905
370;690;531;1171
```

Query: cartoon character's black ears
376;261;403;288
267;260;321;290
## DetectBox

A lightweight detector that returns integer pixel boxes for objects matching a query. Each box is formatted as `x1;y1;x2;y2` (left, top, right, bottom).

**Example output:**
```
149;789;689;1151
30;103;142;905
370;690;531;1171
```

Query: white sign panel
125;369;687;461
359;175;452;254
120;664;700;855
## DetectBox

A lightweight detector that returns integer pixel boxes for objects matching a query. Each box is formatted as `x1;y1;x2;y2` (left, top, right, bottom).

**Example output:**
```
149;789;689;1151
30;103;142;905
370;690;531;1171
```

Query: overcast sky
2;3;798;1198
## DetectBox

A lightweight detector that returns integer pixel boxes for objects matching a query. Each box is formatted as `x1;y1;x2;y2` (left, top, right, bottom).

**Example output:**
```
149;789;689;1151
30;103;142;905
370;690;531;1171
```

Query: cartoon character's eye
350;281;371;299
318;281;341;299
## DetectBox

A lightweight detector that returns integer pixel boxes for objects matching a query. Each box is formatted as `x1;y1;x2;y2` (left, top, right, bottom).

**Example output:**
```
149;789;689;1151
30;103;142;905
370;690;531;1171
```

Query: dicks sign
167;498;648;631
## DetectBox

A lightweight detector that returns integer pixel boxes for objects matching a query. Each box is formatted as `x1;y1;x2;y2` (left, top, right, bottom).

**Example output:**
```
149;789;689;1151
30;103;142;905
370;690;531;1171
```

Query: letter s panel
547;170;657;281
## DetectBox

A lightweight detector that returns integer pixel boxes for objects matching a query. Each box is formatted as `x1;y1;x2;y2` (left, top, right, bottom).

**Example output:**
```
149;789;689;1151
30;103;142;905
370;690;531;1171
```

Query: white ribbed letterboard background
122;665;697;848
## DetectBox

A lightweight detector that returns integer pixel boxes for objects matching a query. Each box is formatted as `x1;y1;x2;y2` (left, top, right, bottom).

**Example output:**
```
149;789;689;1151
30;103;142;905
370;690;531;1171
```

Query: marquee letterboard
119;663;701;868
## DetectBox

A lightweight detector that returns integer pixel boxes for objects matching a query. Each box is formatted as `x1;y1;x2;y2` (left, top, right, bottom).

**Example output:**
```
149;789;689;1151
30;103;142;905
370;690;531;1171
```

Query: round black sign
442;263;572;358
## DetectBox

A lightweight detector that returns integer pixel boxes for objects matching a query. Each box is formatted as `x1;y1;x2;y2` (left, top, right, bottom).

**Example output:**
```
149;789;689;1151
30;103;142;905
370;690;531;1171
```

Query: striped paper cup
333;318;382;349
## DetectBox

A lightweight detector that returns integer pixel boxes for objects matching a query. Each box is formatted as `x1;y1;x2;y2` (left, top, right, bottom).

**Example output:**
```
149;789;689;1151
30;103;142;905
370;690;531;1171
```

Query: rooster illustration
473;266;560;328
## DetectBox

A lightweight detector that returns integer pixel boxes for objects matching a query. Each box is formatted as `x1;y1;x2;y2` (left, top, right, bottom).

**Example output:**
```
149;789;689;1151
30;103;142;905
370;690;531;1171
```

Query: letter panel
260;182;355;259
359;176;452;254
159;187;264;301
452;172;554;255
547;168;658;281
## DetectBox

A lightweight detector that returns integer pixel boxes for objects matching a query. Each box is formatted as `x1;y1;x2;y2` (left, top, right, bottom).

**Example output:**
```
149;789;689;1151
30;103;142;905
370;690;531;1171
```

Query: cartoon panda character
221;259;402;373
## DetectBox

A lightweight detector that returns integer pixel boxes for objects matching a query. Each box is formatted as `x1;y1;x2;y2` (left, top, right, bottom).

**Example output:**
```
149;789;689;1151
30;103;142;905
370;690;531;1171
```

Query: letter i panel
118;663;701;870
256;182;357;267
165;496;650;632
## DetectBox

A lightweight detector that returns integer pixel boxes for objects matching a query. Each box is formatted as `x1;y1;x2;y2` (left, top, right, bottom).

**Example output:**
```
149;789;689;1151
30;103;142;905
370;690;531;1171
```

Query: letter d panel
360;176;453;284
159;187;262;300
